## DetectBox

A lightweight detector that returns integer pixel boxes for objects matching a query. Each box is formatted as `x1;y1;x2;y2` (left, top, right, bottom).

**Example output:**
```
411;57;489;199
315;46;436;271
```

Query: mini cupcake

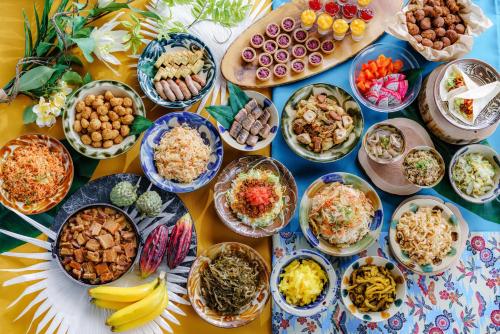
273;64;289;78
357;0;373;8
258;52;274;67
320;40;335;54
308;52;323;67
324;1;340;17
250;33;265;49
317;13;334;35
281;17;296;32
263;40;278;54
276;34;292;49
350;19;366;42
359;7;375;23
333;19;349;41
291;59;306;74
292;44;307;58
274;49;290;64
305;37;320;52
256;67;271;81
342;3;358;22
266;23;280;39
241;47;256;63
301;10;317;30
293;29;309;43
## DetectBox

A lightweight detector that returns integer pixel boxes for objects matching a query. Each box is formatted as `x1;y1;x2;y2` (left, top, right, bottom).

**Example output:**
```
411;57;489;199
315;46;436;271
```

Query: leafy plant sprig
206;82;249;128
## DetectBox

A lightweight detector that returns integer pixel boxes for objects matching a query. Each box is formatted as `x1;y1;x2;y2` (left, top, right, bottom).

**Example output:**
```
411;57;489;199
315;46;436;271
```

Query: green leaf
130;115;153;136
138;61;156;78
131;7;161;20
61;71;83;85
228;82;249;114
72;37;95;62
402;68;424;90
206;105;234;129
83;72;92;84
89;3;130;16
58;54;83;66
22;10;33;57
73;26;92;38
18;66;56;92
36;41;57;56
23;105;37;124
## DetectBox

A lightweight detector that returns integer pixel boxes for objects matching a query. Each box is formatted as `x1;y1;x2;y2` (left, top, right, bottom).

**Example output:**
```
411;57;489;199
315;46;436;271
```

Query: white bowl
217;90;279;151
449;144;500;204
341;256;406;323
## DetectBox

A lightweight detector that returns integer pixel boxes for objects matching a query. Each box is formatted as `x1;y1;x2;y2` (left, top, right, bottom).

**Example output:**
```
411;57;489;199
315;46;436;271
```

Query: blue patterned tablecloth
272;232;500;334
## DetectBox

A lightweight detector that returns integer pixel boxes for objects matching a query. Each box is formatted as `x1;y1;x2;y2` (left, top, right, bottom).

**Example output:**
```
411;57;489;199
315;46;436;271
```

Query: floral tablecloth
271;232;500;334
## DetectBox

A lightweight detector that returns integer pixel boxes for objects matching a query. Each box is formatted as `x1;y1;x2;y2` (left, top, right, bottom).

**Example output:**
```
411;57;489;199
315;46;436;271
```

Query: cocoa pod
166;213;193;269
140;224;169;278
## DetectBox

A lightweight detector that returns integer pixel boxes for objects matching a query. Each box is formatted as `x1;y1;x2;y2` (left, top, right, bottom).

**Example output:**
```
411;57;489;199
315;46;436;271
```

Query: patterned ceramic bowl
449;144;500;204
299;172;383;257
0;134;73;214
137;34;216;109
402;146;445;188
389;197;462;275
270;249;337;317
63;80;146;160
214;155;297;238
281;83;364;163
140;112;223;193
341;256;406;322
187;242;270;328
217;91;279;151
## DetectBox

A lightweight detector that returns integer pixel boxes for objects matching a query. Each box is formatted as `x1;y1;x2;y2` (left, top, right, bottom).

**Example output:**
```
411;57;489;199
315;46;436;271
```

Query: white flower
90;12;130;75
32;97;60;128
58;80;72;95
97;0;113;8
50;92;66;111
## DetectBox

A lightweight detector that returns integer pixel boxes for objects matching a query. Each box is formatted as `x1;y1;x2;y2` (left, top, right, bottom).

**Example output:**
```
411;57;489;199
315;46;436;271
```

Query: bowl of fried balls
63;80;146;159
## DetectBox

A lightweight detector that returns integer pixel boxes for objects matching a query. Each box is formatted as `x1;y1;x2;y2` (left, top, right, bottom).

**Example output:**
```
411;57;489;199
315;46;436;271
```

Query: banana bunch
89;272;168;332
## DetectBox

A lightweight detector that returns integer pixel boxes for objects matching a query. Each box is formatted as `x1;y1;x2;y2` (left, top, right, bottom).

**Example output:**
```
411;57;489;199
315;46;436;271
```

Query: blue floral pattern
272;232;499;334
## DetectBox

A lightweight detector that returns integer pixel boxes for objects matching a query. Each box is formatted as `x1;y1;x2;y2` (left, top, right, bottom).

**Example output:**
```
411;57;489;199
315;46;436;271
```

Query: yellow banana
112;289;168;332
92;299;132;310
89;278;158;302
106;278;166;327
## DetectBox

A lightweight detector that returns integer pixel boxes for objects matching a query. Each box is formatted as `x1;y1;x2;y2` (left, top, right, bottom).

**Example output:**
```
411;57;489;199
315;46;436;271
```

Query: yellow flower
32;97;59;127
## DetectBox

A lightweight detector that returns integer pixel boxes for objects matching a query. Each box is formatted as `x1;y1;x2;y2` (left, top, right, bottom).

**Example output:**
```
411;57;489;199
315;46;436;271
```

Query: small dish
402;146;445;188
271;249;337;317
63;80;146;160
299;172;383;257
0;134;74;214
362;122;406;164
217;91;279;152
137;34;216;109
214;155;297;238
449;144;500;204
341;256;406;322
281;83;364;163
187;242;270;328
350;43;422;113
140;112;223;193
389;197;463;275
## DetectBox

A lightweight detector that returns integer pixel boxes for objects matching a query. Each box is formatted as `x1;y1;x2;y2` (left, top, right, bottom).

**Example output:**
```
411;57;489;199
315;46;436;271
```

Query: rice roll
234;109;248;122
229;121;243;137
236;129;250;144
245;98;258;112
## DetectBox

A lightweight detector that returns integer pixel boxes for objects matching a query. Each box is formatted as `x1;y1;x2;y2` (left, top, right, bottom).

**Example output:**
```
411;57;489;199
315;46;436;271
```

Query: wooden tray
221;0;403;88
358;118;434;196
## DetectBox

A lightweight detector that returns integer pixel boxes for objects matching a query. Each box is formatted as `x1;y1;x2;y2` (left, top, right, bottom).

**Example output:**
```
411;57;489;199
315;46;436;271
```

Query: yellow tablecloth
0;1;272;333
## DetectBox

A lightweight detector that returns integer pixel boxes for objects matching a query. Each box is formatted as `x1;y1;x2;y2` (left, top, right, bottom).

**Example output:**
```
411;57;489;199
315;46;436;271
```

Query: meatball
414;9;426;21
454;23;466;34
435;27;446;37
433;16;445;28
433;41;444;50
406;11;416;24
421;38;434;47
441;36;451;47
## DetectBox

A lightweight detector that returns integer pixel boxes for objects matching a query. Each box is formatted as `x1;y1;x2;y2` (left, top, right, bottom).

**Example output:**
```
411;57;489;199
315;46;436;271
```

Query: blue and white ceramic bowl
137;33;216;109
341;256;406;323
140;112;223;193
217;91;279;151
270;249;337;317
449;144;500;204
299;172;383;257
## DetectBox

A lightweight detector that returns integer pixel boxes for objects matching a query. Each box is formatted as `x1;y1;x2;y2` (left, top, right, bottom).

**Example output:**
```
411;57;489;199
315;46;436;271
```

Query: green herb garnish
415;159;430;169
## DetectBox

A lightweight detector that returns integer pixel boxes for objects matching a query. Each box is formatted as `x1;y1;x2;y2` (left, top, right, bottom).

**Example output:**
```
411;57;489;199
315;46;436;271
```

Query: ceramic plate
53;173;197;288
187;242;270;328
299;172;383;257
449;144;500;204
138;34;216;109
281;83;363;163
270;249;337;317
214;155;297;238
217;91;279;151
388;197;462;275
140;112;223;193
341;256;406;323
63;80;146;160
0;134;73;214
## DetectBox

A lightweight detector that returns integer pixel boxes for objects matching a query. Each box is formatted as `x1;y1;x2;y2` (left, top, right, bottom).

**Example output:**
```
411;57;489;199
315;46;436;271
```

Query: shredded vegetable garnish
452;153;496;198
403;149;443;186
200;250;261;315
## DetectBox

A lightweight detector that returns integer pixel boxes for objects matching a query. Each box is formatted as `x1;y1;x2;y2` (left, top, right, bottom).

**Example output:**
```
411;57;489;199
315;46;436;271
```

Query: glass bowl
349;43;422;113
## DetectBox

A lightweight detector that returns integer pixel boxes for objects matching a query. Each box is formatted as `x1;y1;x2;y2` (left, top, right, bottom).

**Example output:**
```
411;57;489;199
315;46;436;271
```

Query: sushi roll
250;33;265;48
266;23;280;39
281;17;296;32
291;59;306;74
241;47;256;63
258;53;274;67
263;40;278;54
245;99;259;112
256;67;271;81
259;124;271;138
293;29;308;43
317;13;334;35
246;135;259;147
236;129;250;144
305;37;320;52
276;33;291;49
273;64;289;78
292;44;307;59
234;108;248;122
274;49;290;64
320;40;335;54
229;121;243;138
308;52;323;67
